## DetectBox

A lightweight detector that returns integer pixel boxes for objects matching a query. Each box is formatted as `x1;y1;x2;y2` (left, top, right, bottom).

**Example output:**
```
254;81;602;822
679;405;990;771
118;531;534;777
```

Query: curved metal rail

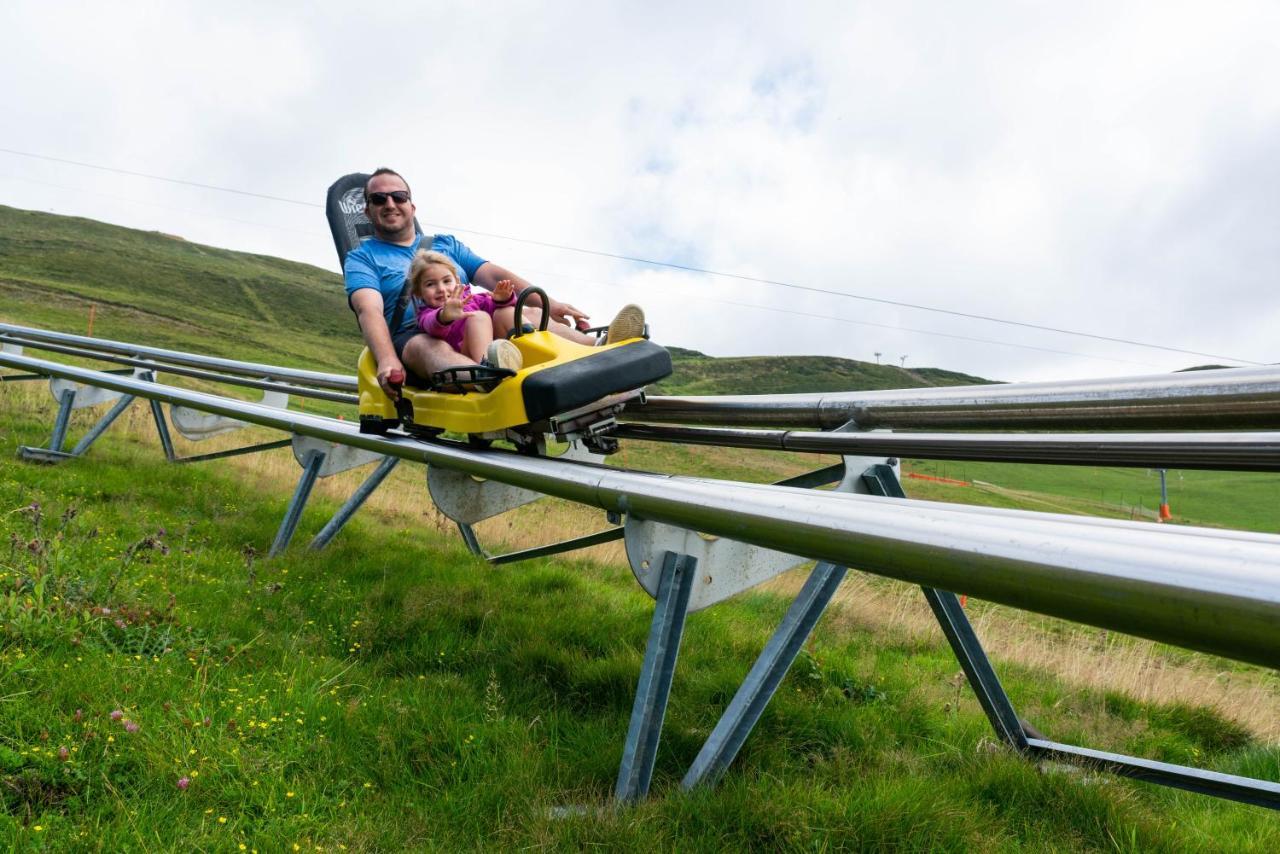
634;365;1280;430
615;423;1280;472
4;349;1279;671
10;323;1280;435
0;331;357;404
0;322;355;392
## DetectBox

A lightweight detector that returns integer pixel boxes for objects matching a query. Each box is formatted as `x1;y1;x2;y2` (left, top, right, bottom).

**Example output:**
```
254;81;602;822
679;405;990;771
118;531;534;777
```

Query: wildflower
58;746;69;761
286;791;295;798
218;816;227;824
33;825;44;832
124;721;139;733
177;777;190;790
73;709;83;722
110;709;124;721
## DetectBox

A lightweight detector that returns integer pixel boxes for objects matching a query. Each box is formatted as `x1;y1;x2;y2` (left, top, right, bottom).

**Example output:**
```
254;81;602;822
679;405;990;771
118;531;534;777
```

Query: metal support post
169;439;294;464
309;455;401;550
269;449;326;557
1023;739;1280;809
859;462;1279;808
17;389;76;462
921;587;1029;751
456;522;485;557
48;388;75;451
615;550;696;803
148;384;294;464
486;527;624;565
149;399;177;461
682;560;848;790
68;393;137;456
859;463;1029;750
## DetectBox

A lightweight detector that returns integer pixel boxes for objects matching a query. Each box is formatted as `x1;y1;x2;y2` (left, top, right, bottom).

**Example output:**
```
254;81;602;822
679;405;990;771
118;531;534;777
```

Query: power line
466;228;1261;366
0;173;323;237
0;146;1263;366
523;266;1162;369
0;147;319;209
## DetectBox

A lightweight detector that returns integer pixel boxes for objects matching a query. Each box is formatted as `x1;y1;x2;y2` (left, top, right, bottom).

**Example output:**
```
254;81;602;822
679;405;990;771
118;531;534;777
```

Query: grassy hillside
653;346;992;396
0;205;359;374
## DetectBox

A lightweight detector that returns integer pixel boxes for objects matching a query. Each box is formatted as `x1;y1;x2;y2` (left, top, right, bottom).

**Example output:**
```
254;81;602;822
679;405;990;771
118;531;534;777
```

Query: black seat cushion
521;340;672;422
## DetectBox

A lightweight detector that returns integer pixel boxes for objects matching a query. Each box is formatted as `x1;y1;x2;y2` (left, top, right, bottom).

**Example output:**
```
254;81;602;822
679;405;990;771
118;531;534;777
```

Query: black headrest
325;173;373;266
324;172;425;266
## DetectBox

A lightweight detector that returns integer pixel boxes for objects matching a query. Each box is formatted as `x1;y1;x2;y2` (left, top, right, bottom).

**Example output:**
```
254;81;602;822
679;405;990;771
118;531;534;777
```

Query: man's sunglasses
366;191;411;207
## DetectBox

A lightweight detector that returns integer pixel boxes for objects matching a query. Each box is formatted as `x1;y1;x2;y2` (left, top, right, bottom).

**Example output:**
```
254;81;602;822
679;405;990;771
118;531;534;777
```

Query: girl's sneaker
483;339;524;373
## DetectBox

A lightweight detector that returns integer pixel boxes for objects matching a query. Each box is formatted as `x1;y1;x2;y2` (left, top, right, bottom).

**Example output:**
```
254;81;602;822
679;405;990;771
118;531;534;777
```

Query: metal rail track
614;423;1280;471
632;365;1280;430
9;322;1280;435
4;349;1278;671
0;322;353;391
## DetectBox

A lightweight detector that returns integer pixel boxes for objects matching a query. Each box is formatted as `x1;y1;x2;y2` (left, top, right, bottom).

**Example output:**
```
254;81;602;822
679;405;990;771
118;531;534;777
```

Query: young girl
409;249;518;367
408;249;648;376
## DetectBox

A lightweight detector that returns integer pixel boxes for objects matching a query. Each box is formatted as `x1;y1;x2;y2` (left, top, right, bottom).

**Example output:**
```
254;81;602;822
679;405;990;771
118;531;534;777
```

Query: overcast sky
2;1;1277;382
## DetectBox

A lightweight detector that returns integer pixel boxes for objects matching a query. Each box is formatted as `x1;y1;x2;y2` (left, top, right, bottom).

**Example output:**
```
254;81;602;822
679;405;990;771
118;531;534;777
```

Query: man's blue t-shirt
343;233;487;335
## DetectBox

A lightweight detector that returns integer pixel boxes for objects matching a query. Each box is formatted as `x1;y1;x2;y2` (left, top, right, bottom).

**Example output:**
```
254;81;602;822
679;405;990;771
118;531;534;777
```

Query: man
344;168;635;397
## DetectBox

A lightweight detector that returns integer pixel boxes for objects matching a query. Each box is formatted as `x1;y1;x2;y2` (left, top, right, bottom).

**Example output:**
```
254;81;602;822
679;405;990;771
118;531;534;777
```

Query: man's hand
547;296;588;328
378;360;406;399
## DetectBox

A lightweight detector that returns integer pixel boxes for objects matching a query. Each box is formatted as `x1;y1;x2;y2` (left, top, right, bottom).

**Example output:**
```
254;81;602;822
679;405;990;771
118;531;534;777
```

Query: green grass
905;459;1280;533
652;347;992;396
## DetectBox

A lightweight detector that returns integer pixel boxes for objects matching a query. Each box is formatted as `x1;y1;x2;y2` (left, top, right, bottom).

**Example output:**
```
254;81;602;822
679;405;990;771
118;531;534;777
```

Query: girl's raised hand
493;279;515;302
441;295;466;322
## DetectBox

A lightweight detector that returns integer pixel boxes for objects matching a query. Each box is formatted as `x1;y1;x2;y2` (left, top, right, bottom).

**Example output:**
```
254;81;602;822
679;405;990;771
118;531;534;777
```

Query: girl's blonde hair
407;249;461;297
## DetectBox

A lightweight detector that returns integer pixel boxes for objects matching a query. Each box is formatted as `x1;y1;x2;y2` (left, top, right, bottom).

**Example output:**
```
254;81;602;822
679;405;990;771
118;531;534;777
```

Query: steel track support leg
269;449;326;557
681;560;848;790
859;463;1029;749
48;389;75;452
308;456;400;550
148;399;177;461
457;523;486;558
18;389;78;462
68;393;137;456
920;587;1028;750
615;550;696;803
